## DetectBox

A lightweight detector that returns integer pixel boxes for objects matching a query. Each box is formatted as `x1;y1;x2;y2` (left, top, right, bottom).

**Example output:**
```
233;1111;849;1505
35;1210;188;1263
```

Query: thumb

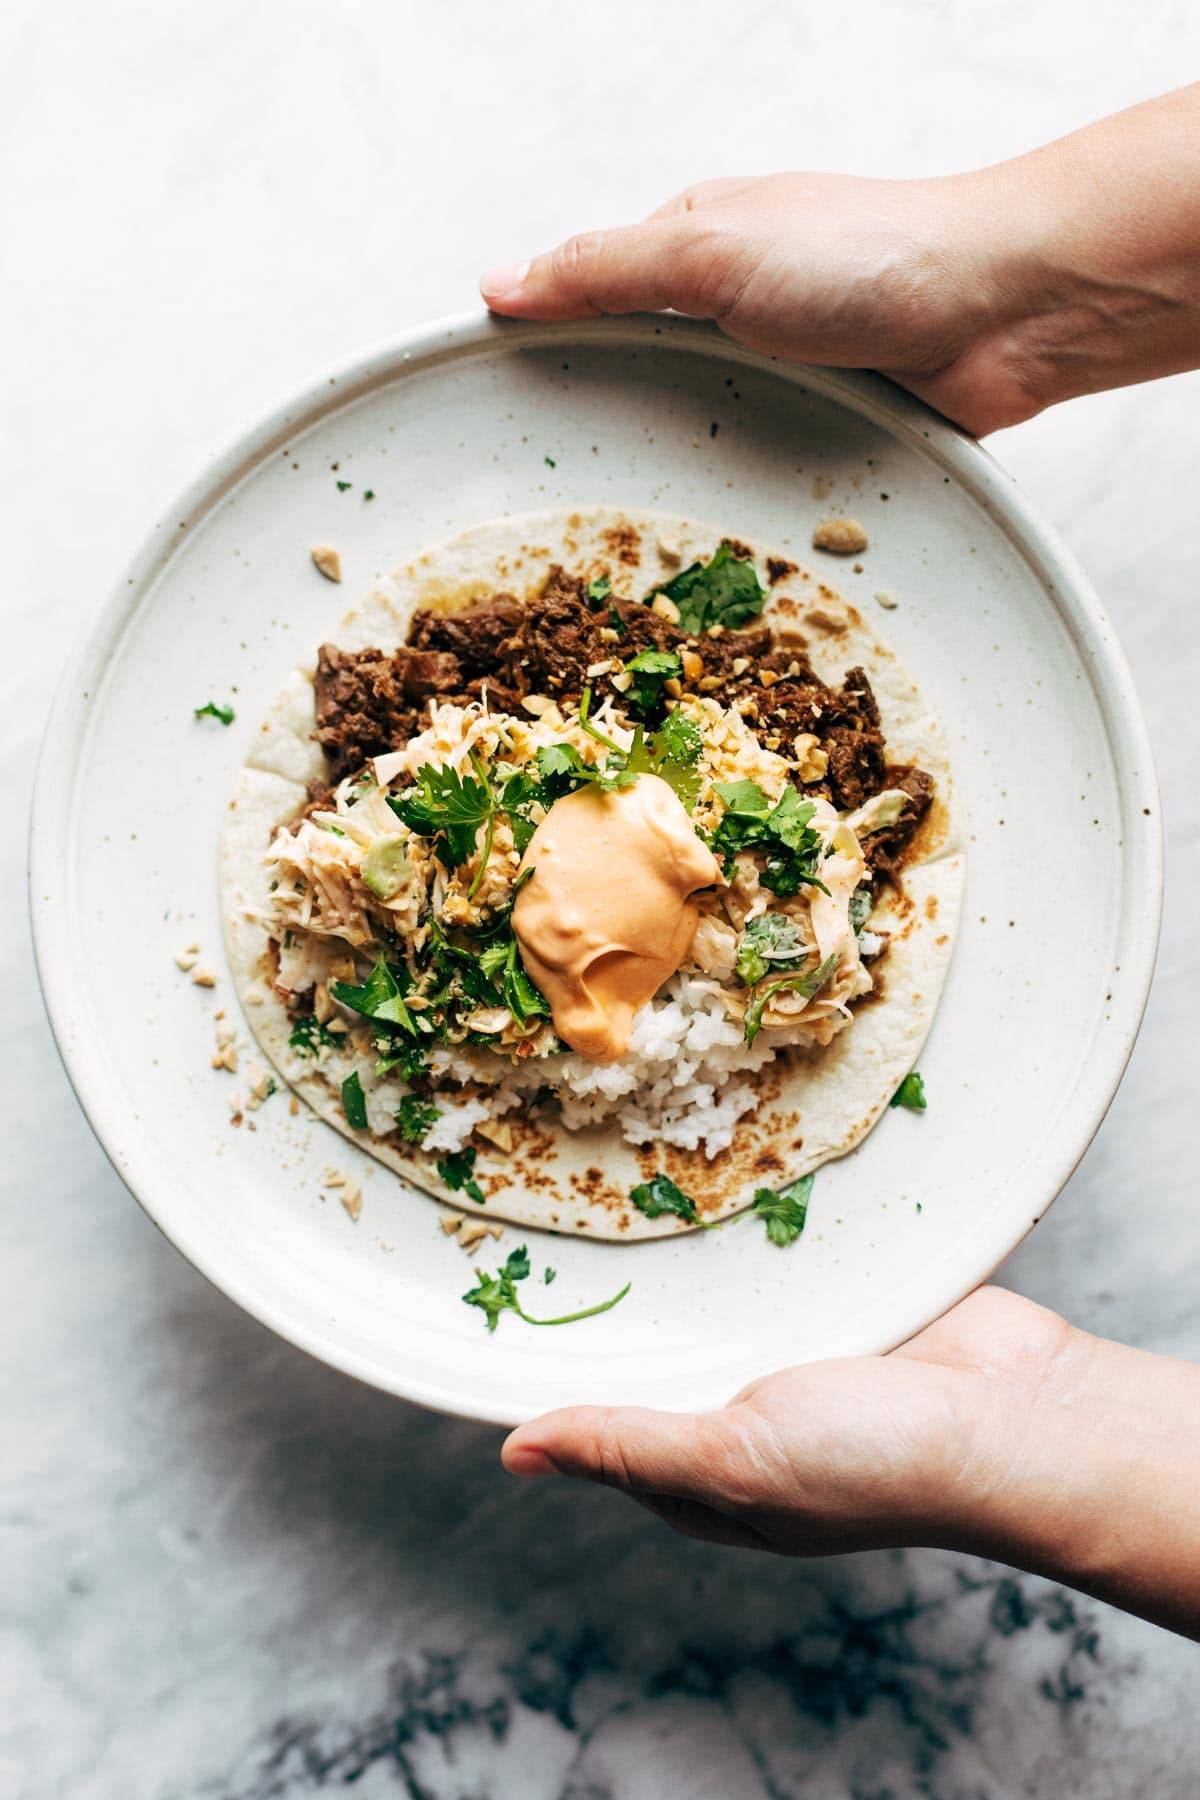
480;220;716;321
502;1402;739;1503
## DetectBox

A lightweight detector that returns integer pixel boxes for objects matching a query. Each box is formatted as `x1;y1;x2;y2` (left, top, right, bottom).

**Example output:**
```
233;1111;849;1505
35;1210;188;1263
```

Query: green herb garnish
623;648;682;716
587;574;612;603
751;1174;813;1246
743;953;840;1046
629;1172;713;1227
194;700;235;726
363;489;376;501
341;1070;368;1129
890;1071;927;1111
389;756;496;888
288;1015;338;1057
463;1245;630;1333
477;933;551;1024
437;1146;486;1205
330;955;418;1035
544;1267;557;1285
544;455;557;468
395;1094;440;1143
735;912;807;986
336;479;352;491
712;779;828;896
849;884;873;935
653;540;765;635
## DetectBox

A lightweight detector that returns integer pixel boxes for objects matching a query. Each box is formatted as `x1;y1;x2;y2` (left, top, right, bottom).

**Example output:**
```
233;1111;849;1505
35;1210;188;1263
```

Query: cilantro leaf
654;710;703;768
331;955;417;1035
743;953;840;1045
607;603;626;636
751;1173;813;1246
735;912;807;986
341;1070;368;1129
395;1094;440;1143
463;1245;630;1333
890;1071;927;1111
437;1146;486;1205
655;541;766;635
712;780;827;895
629;1172;707;1227
624;648;681;716
586;574;612;603
194;700;235;726
534;740;635;801
288;1015;338;1057
375;1037;427;1080
389;758;494;878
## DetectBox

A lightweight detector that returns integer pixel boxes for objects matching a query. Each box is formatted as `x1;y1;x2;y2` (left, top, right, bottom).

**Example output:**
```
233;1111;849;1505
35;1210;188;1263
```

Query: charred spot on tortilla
221;507;962;1241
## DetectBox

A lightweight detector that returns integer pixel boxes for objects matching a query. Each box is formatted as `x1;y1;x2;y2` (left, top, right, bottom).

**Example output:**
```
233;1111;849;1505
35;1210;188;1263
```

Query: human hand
502;1285;1074;1555
503;1280;1200;1639
483;171;1031;436
481;87;1200;436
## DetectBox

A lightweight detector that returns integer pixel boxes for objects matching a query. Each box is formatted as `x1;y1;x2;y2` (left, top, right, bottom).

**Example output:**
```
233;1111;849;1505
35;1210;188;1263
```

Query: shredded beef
313;643;462;780
310;567;935;881
863;765;935;882
408;594;524;677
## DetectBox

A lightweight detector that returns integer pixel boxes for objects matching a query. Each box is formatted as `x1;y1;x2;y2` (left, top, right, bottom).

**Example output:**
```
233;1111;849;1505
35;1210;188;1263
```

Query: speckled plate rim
29;311;1163;1423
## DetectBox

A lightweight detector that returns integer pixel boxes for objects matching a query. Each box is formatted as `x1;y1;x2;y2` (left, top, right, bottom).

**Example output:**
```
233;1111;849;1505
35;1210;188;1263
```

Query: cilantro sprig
463;1245;630;1333
751;1174;813;1246
623;648;681;716
711;780;829;896
194;700;235;726
389;753;498;896
395;1094;440;1143
652;541;765;635
538;685;704;815
437;1146;486;1204
288;1015;339;1058
331;955;418;1036
629;1172;716;1228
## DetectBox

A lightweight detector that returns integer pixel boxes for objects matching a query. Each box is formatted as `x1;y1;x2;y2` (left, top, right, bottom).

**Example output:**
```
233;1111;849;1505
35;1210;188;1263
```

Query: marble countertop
5;1;1199;1794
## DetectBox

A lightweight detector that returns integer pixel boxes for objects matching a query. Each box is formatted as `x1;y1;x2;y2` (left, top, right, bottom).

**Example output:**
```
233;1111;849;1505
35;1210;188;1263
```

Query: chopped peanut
812;517;869;556
311;543;342;582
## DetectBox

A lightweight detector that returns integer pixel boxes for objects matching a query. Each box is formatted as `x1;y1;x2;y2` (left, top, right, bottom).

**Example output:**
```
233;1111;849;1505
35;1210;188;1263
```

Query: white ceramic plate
31;314;1161;1426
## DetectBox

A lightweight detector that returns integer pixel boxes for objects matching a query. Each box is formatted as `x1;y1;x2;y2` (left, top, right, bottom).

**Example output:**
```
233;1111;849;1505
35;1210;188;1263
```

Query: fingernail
480;260;531;301
504;1443;559;1477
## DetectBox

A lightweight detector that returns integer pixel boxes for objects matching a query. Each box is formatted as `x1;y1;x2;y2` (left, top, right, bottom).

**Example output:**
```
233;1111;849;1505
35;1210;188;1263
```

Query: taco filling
257;544;936;1164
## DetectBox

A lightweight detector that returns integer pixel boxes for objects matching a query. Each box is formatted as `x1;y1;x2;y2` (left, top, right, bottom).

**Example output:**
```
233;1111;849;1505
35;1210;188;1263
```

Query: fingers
480;219;705;321
503;1402;738;1504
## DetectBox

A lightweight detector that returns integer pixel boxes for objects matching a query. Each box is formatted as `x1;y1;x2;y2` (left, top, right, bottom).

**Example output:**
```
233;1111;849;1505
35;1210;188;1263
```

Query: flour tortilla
221;507;964;1238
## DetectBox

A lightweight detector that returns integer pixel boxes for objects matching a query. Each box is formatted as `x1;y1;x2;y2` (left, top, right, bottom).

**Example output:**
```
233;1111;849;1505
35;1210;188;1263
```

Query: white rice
320;972;790;1160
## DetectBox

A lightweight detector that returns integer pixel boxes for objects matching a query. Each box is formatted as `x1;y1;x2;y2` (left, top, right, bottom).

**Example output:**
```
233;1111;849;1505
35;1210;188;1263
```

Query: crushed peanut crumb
812;517;869;556
191;968;217;988
311;543;342;582
475;1117;514;1152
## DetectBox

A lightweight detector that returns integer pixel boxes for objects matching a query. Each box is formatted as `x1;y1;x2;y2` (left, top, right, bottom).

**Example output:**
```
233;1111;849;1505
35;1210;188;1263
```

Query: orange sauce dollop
512;775;721;1062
